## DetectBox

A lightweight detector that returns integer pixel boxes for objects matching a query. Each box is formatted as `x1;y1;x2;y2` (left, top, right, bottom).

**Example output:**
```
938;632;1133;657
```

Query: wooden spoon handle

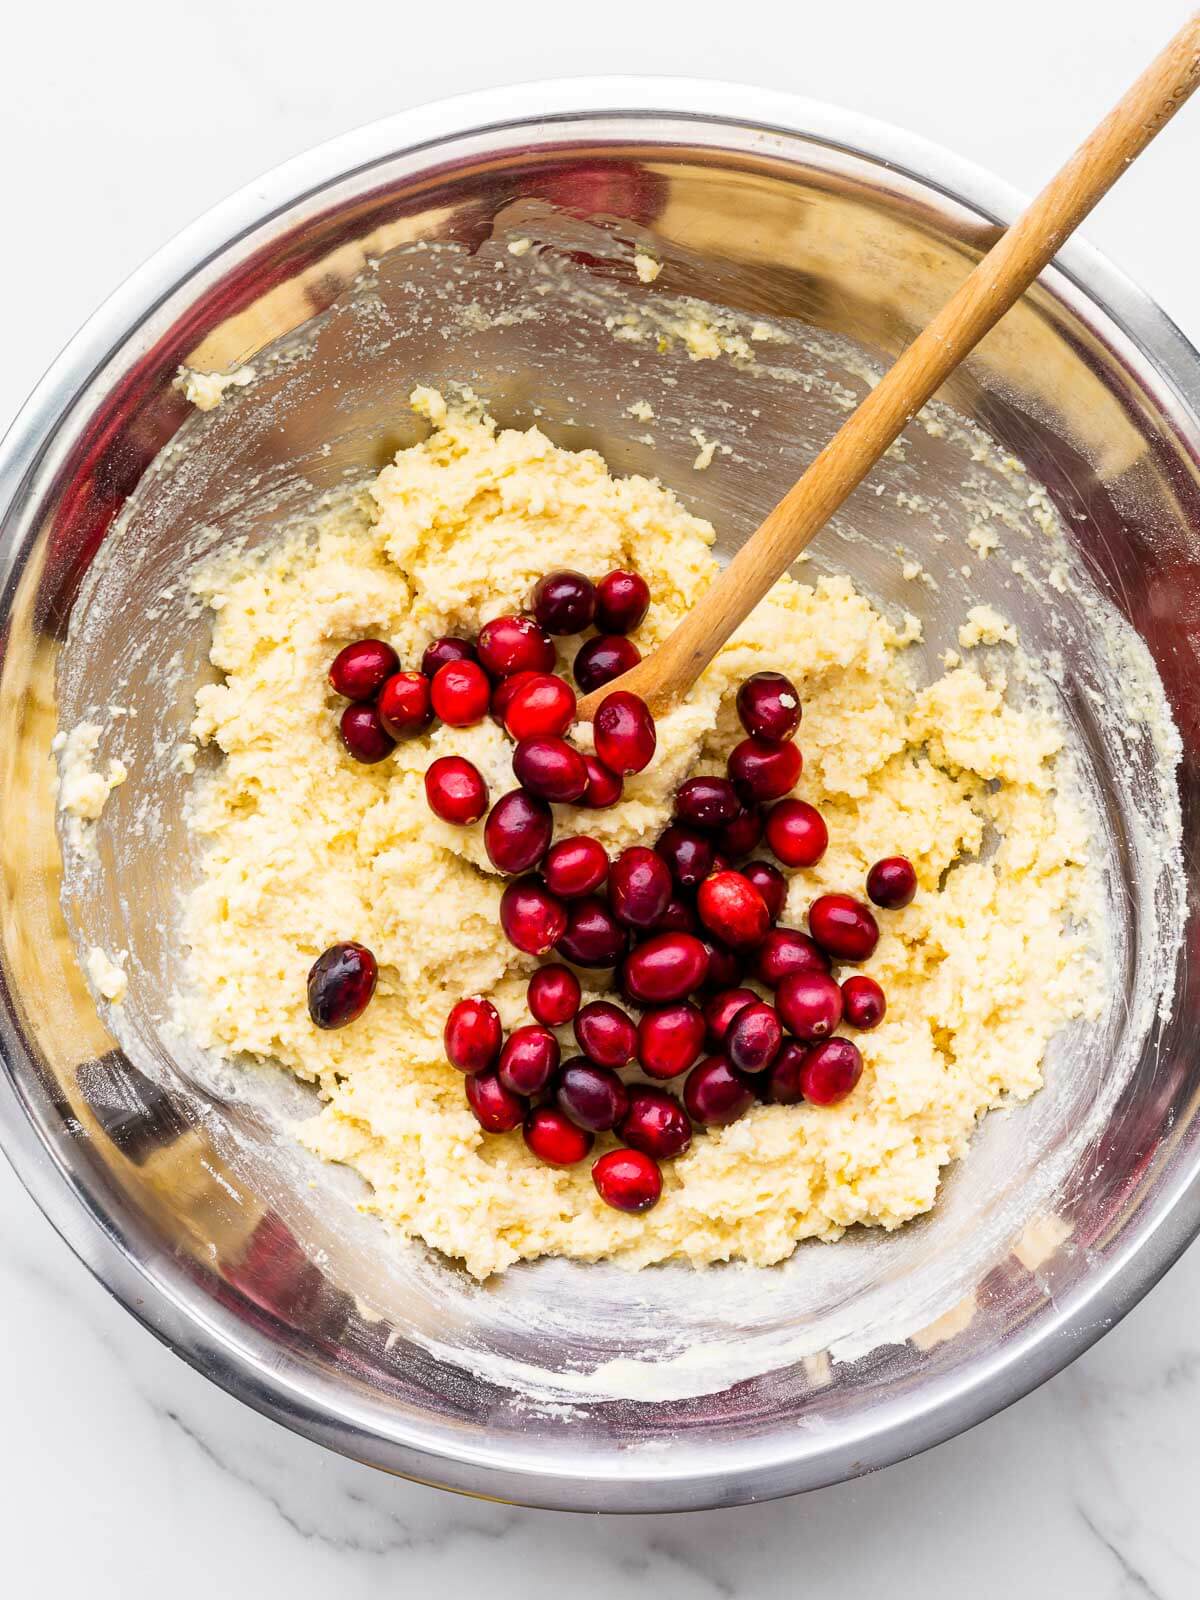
578;13;1200;719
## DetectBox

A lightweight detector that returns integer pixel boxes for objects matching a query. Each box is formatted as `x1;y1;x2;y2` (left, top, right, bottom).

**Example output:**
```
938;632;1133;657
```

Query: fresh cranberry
620;1087;691;1159
753;927;830;988
307;942;377;1029
421;636;477;678
503;674;576;740
555;1059;630;1132
716;806;763;858
328;639;399;701
702;987;757;1048
465;1070;525;1133
477;615;556;678
698;937;741;990
524;1105;594;1164
842;975;887;1030
556;896;628;967
765;799;828;868
377;671;433;738
431;659;491;726
542;835;609;898
765;1040;809;1105
498;1024;561;1095
742;860;786;922
424;755;488;825
656;823;714;889
636;1002;706;1079
656;893;699;933
500;877;567;955
673;776;740;831
527;964;581;1026
697;871;770;950
595;569;650;634
490;669;541;724
623;932;709;1003
574;1000;637;1068
443;995;502;1072
776;971;844;1039
684;1056;755;1126
484;790;553;874
339;703;395;764
867;855;917;909
609;845;673;928
809;894;880;962
593;691;657;775
727;1002;783;1074
573;634;641;694
736;671;801;742
592;1148;662;1213
531;570;597;634
512;736;590;803
727;737;802;803
800;1038;864;1105
580;754;624;809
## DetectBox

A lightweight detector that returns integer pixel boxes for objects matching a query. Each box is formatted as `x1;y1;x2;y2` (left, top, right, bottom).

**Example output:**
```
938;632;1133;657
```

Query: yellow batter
181;390;1096;1279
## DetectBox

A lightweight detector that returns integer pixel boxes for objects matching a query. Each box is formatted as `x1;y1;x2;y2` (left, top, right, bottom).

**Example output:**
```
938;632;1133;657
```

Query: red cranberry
800;1037;864;1105
765;799;828;868
524;1106;594;1165
716;806;763;859
377;671;433;738
490;669;540;724
421;636;477;678
329;639;399;701
623;932;709;1003
307;942;377;1029
595;569;650;634
736;671;801;742
673;776;740;831
498;1024;561;1095
477;615;556;678
339;703;395;764
727;1002;783;1074
500;877;567;955
609;845;673;929
465;1070;525;1133
697;871;770;950
698;937;742;991
728;737;802;803
555;1059;630;1132
765;1040;809;1105
531;570;597;634
592;1148;662;1213
684;1056;755;1126
656;823;714;889
809;894;880;962
742;860;786;922
424;755;488;825
636;1002;707;1079
620;1087;691;1159
556;896;628;967
503;674;576;740
484;789;553;874
542;835;609;898
776;971;844;1040
867;855;917;909
753;927;830;988
656;892;699;933
842;975;887;1030
573;634;640;694
512;736;589;803
575;1000;637;1068
444;995;502;1072
593;691;657;775
527;964;580;1027
581;755;623;809
702;987;757;1048
431;660;491;726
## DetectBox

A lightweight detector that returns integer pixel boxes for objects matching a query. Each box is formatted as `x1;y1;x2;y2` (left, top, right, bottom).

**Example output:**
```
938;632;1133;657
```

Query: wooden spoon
577;14;1200;721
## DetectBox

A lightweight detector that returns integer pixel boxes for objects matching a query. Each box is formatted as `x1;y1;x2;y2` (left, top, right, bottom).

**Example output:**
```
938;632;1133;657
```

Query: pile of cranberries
307;565;919;1219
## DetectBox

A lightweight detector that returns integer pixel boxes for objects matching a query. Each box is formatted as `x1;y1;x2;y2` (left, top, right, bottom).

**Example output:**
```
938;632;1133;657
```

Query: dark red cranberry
431;660;491;726
573;634;640;694
329;639;399;700
524;1106;594;1165
753;927;830;988
656;823;714;889
339;703;395;764
527;964;581;1027
531;570;597;634
842;975;887;1030
593;691;657;775
716;806;763;859
742;860;787;922
623;932;709;1003
673;776;740;831
581;754;623;809
377;671;433;738
592;1148;662;1213
512;736;589;803
620;1087;691;1159
765;799;828;868
500;877;567;955
800;1037;864;1105
698;937;741;991
503;674;576;740
809;894;880;962
466;1070;525;1133
555;1059;630;1132
776;971;844;1040
728;737;802;803
443;995;502;1072
727;1002;783;1074
702;987;757;1048
867;855;917;909
595;569;650;634
421;636;477;678
498;1024;560;1096
477;615;556;678
697;871;770;950
556;896;628;967
637;1002;707;1079
765;1040;809;1105
574;1000;637;1068
656;892;699;933
307;942;377;1029
490;669;541;724
609;845;672;928
736;671;801;742
684;1056;755;1126
424;756;488;825
484;789;553;874
542;835;609;898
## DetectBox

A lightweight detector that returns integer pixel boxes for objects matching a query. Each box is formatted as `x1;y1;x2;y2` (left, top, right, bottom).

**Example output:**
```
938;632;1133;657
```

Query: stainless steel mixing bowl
1;81;1198;1511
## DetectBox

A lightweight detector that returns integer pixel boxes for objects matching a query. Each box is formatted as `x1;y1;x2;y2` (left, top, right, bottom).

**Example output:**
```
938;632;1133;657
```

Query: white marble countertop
3;1;1199;1591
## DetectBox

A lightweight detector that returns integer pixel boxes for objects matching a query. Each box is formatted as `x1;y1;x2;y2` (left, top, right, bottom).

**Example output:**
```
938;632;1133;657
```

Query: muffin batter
181;390;1096;1279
